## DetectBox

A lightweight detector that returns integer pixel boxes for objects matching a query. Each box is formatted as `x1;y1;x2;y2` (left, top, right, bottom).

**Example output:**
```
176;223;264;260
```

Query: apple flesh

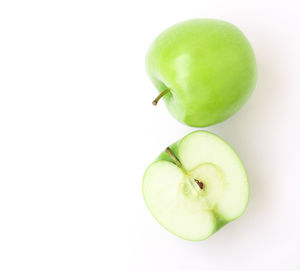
142;131;249;241
146;19;257;127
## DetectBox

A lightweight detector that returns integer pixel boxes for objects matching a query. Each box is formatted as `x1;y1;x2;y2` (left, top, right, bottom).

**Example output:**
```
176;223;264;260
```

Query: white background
0;0;299;270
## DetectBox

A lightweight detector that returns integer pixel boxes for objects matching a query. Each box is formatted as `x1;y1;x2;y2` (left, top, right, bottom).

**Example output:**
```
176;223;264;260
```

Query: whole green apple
143;131;249;241
146;19;257;127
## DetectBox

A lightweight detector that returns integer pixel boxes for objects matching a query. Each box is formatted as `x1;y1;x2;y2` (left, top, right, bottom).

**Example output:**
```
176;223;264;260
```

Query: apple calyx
152;89;170;106
165;147;204;190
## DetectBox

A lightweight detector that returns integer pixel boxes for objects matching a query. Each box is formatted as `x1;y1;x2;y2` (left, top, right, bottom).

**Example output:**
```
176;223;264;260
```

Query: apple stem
165;147;182;168
152;89;170;106
165;147;205;190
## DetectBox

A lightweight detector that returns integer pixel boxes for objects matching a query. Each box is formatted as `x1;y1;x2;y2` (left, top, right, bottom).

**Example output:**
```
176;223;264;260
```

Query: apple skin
146;19;257;127
142;131;249;241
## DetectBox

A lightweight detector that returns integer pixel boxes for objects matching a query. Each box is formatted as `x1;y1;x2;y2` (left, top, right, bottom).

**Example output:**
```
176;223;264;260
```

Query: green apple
146;19;257;127
142;131;249;241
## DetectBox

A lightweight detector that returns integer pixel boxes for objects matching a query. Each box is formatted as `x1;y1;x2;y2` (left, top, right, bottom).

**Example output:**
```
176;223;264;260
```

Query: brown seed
195;179;204;190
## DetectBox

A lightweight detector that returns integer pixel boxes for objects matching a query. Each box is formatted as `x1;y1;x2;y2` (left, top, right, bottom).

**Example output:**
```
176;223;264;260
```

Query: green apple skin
142;131;249;241
146;19;257;127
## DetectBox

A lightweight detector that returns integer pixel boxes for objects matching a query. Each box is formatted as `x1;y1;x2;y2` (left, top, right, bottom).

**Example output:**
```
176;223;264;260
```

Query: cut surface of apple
142;131;248;241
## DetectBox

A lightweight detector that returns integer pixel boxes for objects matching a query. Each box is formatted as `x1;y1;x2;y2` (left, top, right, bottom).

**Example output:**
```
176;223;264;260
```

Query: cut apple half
142;131;249;241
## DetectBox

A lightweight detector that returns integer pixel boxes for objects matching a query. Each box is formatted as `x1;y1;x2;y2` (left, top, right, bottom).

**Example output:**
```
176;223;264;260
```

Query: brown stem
165;147;205;190
165;147;182;168
152;89;170;106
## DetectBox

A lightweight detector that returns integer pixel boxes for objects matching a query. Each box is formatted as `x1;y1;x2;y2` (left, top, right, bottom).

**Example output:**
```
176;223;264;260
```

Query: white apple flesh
142;131;249;241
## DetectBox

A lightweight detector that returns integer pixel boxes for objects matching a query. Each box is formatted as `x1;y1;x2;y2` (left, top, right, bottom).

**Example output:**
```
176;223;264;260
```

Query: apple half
142;131;249;241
